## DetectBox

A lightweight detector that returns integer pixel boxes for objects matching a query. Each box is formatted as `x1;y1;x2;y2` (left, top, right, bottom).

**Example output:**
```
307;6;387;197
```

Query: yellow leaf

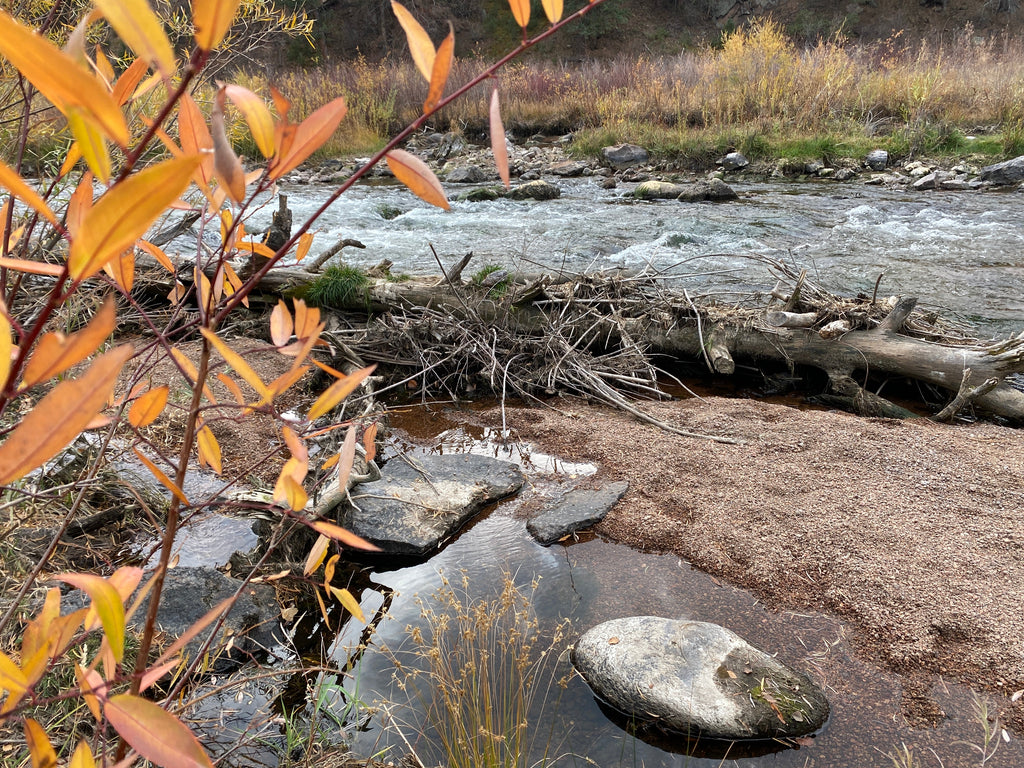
386;149;449;209
93;0;176;77
0;312;11;393
200;327;271;402
133;448;189;506
57;573;127;662
323;552;338;586
0;345;132;485
0;159;58;226
111;56;150;106
489;86;510;189
307;365;376;420
329;586;366;623
268;98;347;180
66;172;93;238
270;300;293;347
321;452;340;470
424;25;454;114
212;90;245;205
128;385;169;428
60;142;84;178
70;740;96;768
67;109;111;184
105;693;214;768
391;1;435;82
508;0;530;28
69;156;200;281
170;347;217;403
303;534;330;575
314;587;331;630
268;364;308;398
24;719;57;768
294;299;321;340
277;473;307;511
94;48;115;84
84;566;142;631
223;84;275;158
541;0;563;24
0;10;128;146
295;232;313;262
197;424;223;475
193;0;243;51
21;297;116;389
311;520;380;551
0;650;28;707
21;588;59;660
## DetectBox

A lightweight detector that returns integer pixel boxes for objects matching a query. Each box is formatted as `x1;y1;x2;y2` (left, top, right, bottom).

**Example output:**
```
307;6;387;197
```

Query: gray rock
804;161;824;175
131;567;280;672
817;167;836;178
600;177;617;189
979;155;1024;185
678;177;738;202
508;179;561;200
573;617;829;740
865;149;889;170
527;481;628;545
340;454;525;554
601;144;649;169
445;165;489;184
546;160;589;177
458;186;505;202
719;152;749;171
834;168;857;181
634;180;687;200
912;170;953;190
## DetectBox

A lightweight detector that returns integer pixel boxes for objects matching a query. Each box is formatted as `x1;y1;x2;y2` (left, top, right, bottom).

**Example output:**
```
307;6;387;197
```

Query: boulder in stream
508;179;562;200
677;178;738;202
340;454;525;555
527;480;629;545
634;181;687;200
572;617;829;740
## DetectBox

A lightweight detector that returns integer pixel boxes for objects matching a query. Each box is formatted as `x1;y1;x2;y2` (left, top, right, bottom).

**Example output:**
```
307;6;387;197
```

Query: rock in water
508;180;561;200
572;617;829;740
527;481;629;545
634;181;687;200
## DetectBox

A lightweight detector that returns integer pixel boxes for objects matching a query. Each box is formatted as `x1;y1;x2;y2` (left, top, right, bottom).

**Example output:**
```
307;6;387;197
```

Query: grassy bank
232;21;1024;165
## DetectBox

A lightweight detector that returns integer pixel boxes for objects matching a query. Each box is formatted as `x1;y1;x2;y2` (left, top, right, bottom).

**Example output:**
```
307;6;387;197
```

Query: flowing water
253;176;1024;336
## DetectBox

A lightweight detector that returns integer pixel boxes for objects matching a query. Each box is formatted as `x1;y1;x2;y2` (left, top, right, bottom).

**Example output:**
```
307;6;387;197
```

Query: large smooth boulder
573;617;829;740
678;178;738;202
527;480;629;545
601;144;649;169
634;181;687;200
979;155;1024;185
508;179;561;200
340;454;525;554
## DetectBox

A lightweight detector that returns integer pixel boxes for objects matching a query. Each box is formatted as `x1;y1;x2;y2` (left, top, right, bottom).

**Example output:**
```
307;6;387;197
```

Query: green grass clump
305;264;368;308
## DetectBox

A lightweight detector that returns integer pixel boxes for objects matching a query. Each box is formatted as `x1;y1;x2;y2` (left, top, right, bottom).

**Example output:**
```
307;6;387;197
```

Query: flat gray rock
573;617;829;740
601;143;649;169
980;155;1024;185
342;454;524;554
527;481;629;545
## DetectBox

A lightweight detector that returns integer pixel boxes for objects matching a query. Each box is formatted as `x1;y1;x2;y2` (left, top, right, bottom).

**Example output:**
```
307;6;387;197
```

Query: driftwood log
131;253;1024;424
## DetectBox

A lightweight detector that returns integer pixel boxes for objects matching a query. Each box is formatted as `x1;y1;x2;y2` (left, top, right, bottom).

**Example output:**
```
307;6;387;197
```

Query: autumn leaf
111;56;150;106
391;1;435;82
363;422;378;463
329;586;366;623
386;149;449;209
490;86;510;189
0;650;28;711
177;93;214;188
303;534;331;575
295;232;314;262
0;313;11;394
270;300;293;347
508;0;530;29
93;0;176;77
424;25;454;113
193;0;243;51
0;345;132;486
223;84;275;158
70;740;96;768
541;0;563;24
268;98;348;181
69;156;200;281
197;424;223;475
67;109;111;184
200;327;271;402
57;573;127;662
105;693;214;768
311;520;380;551
128;385;169;428
336;426;356;497
20;297;117;389
24;719;57;768
307;365;376;420
0;159;58;226
276;473;307;511
212;89;246;205
133;448;189;506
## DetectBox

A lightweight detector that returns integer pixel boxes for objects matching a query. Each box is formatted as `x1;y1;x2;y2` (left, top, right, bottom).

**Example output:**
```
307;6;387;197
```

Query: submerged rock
573;617;829;741
339;454;525;555
508;179;561;200
527;481;629;545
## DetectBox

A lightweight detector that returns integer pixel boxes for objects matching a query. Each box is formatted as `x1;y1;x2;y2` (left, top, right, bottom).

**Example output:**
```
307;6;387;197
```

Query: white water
240;177;1024;336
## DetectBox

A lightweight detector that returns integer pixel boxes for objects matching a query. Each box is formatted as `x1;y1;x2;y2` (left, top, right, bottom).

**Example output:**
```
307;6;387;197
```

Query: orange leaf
270;300;293;347
197;424;223;475
0;650;28;710
60;142;84;178
282;425;308;463
508;0;530;28
105;693;214;768
103;249;135;292
128;385;169;428
0;345;132;485
314;587;331;630
303;533;330;575
200;327;271;403
307;365;376;420
311;520;380;551
0;256;62;276
133;448;189;506
66;172;94;238
70;740;96;768
222;261;247;307
21;297;116;389
216;373;246;405
391;1;435;82
69;156;200;281
295;232;314;262
0;10;128;145
139;658;183;693
137;239;176;272
0;312;11;394
58;572;128;661
0;159;58;226
323;552;338;585
386;149;449;210
111;56;150;106
93;0;176;77
212;90;245;205
24;719;57;768
489;86;510;190
541;0;563;24
223;84;275;158
293;299;321;340
423;25;454;114
177;93;214;188
75;665;104;719
268;98;347;180
321;452;340;470
276;472;308;511
363;422;378;463
268;365;308;398
170;347;217;403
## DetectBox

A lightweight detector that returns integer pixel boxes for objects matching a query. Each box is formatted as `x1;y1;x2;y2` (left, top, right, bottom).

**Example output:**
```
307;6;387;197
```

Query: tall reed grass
230;20;1024;162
